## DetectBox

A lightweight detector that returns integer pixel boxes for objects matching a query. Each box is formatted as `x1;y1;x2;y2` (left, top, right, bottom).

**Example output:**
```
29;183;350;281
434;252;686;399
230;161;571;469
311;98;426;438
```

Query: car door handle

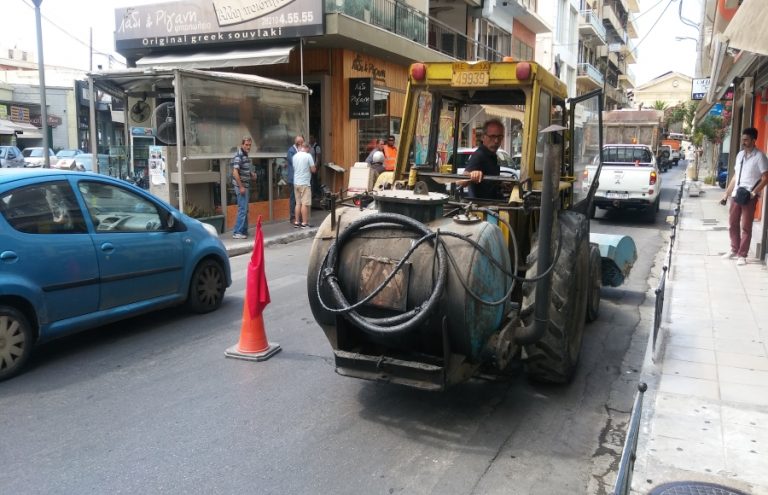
0;251;19;262
100;242;115;254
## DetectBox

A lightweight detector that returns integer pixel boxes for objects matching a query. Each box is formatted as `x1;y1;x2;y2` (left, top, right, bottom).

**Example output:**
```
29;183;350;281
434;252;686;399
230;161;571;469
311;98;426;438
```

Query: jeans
233;186;249;235
288;182;296;222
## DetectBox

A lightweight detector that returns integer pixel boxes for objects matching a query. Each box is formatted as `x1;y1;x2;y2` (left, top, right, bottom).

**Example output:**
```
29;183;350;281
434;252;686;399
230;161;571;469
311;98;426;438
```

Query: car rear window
603;147;653;165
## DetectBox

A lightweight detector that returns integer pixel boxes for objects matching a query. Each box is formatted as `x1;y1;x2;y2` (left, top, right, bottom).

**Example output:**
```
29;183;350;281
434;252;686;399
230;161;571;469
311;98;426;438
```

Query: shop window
357;89;390;162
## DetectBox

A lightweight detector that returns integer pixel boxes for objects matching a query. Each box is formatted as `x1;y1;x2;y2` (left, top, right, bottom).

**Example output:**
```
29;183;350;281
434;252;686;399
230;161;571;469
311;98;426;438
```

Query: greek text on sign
452;62;490;87
213;0;295;26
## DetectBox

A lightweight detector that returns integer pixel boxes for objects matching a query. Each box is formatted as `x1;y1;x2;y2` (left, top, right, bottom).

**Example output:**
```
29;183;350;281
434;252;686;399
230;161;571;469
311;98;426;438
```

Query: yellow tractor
307;60;635;390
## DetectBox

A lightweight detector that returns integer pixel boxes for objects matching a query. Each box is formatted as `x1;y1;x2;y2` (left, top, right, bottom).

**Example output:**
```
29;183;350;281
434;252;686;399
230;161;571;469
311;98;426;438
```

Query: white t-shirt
732;148;768;196
292;150;314;186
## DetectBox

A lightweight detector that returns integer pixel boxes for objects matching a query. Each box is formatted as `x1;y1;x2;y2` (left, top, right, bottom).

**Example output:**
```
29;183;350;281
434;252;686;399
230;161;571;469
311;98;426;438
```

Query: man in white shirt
721;127;768;265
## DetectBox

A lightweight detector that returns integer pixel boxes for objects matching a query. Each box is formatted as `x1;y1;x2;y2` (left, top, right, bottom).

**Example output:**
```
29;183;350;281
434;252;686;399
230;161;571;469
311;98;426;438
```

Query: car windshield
57;150;80;158
24;149;50;158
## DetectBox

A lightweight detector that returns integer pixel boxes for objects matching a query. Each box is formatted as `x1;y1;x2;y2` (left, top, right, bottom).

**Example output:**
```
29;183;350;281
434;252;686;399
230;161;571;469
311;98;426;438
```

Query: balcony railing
577;62;604;87
579;10;607;44
325;0;505;61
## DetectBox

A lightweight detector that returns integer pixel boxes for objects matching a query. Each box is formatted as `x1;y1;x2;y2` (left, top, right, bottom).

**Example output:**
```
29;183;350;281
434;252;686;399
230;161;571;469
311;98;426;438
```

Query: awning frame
135;45;295;70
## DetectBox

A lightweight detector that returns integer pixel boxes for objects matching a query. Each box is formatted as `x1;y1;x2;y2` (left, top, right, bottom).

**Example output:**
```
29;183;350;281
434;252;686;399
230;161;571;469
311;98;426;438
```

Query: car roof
0;167;117;186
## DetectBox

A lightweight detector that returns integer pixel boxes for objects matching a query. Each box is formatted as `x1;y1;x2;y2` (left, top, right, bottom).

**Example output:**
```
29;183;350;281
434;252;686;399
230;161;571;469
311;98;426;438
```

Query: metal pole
88;76;98;160
33;0;50;168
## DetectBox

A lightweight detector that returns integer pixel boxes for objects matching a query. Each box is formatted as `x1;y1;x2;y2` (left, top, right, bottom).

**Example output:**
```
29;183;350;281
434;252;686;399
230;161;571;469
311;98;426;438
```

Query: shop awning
481;105;525;122
0;119;42;138
135;45;295;70
722;0;768;56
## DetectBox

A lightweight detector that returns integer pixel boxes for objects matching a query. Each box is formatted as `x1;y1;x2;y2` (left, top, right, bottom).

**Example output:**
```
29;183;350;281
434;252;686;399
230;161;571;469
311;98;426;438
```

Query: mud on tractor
307;60;636;391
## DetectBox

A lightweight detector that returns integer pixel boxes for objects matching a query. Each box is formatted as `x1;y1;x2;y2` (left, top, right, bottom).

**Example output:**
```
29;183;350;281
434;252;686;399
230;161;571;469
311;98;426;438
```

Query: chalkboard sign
349;77;373;120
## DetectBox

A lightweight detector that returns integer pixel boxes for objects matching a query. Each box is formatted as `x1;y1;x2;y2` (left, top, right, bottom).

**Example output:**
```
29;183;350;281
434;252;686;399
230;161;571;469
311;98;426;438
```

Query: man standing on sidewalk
286;135;304;224
292;144;316;228
721;127;768;265
231;136;256;239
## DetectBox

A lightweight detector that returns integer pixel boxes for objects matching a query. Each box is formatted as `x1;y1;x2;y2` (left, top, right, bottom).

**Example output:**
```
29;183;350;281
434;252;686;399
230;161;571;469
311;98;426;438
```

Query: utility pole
32;0;50;168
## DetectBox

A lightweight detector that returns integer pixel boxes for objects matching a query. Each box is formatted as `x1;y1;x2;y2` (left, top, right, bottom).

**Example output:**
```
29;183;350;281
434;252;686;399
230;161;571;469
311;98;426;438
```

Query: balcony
577;62;604;90
602;2;625;38
623;37;636;64
579;10;607;45
324;0;503;62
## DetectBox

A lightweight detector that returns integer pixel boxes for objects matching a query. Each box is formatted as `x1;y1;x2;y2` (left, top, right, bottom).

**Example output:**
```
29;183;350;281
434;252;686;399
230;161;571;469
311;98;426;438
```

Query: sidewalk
217;217;322;258
634;181;768;494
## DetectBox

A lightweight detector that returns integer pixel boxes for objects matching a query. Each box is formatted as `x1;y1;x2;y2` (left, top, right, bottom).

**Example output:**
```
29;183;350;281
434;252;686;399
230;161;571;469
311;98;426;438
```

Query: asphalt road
0;166;686;495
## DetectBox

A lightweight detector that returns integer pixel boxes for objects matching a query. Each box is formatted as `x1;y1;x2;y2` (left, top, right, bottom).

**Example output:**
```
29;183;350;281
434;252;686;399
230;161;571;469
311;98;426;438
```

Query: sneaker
232;233;247;239
293;222;301;228
736;257;747;266
301;223;312;229
721;251;737;259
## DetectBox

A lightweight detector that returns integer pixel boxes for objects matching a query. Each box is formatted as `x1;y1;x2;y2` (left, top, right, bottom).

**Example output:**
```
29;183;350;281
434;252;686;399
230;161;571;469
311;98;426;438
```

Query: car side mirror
165;211;176;230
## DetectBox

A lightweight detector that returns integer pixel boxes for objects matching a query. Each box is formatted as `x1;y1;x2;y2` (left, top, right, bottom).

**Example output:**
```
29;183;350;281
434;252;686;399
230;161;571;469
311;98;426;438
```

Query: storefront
111;0;414;227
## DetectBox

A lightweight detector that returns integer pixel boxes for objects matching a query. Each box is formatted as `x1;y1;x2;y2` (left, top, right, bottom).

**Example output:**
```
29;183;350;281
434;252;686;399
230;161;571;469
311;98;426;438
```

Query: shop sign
351;55;386;82
10;106;30;123
691;78;709;100
349;78;373;120
114;0;323;51
0;105;7;119
30;115;63;127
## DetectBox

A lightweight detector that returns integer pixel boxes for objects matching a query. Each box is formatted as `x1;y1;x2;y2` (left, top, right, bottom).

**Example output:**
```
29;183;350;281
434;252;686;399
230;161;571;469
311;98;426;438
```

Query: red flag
246;215;271;317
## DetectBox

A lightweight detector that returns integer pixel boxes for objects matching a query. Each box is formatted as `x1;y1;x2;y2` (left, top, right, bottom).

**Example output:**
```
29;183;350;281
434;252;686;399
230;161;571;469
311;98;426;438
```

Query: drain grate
702;218;718;225
649;481;751;495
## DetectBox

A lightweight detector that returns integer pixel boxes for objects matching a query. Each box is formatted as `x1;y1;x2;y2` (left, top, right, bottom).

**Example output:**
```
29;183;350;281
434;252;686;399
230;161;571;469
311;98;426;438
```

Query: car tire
0;305;34;382
186;259;226;313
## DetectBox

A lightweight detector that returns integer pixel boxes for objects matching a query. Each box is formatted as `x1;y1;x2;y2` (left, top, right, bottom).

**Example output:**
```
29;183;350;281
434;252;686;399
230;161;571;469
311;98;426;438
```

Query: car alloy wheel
0;306;33;381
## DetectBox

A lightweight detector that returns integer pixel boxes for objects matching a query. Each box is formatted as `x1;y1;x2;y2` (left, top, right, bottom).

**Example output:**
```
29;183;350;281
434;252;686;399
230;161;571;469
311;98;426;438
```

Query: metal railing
613;382;648;495
325;0;503;61
579;9;607;44
577;62;605;86
652;181;684;350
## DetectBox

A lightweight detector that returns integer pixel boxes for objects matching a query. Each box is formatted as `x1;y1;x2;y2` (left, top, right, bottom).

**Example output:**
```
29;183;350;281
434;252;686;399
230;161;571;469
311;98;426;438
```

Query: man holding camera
721;127;768;265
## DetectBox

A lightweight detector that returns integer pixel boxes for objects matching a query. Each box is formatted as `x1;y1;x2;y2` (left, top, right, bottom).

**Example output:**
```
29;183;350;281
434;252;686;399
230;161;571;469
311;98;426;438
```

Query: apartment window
513;39;534;61
478;19;511;60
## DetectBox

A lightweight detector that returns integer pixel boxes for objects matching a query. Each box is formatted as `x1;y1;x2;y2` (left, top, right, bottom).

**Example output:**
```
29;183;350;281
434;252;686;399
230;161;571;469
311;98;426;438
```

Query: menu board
349;77;373;120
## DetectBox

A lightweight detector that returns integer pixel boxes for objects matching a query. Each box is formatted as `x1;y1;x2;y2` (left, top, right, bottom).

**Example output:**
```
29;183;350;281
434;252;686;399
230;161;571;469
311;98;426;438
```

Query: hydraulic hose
316;212;448;337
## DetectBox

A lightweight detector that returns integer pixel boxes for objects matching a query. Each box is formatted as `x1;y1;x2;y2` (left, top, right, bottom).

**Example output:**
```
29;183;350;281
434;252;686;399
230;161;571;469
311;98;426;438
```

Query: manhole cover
649;481;750;495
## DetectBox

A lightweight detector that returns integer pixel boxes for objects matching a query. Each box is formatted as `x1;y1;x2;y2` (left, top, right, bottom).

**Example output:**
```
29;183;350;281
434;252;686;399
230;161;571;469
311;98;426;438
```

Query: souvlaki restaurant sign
114;0;323;51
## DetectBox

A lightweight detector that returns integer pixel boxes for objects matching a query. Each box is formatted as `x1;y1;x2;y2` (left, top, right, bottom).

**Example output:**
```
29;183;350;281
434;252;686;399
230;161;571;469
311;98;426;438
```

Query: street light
32;0;50;168
675;36;702;78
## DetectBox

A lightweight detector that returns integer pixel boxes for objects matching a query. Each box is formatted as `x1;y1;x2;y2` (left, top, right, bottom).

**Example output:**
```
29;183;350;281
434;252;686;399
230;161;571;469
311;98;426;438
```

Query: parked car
0;168;232;381
0;145;25;168
55;149;85;159
53;153;110;173
21;147;56;167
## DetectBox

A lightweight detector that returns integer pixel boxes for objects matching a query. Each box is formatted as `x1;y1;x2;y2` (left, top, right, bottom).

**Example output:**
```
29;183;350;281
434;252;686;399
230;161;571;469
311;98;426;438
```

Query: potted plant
185;203;225;234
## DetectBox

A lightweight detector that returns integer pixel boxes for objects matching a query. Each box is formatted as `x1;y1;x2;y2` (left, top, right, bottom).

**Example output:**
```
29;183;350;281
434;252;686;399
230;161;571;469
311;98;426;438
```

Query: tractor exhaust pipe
516;126;563;344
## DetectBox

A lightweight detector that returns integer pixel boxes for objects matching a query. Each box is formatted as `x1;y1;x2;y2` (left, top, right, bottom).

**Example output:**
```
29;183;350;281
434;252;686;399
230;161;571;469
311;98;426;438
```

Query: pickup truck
583;144;662;222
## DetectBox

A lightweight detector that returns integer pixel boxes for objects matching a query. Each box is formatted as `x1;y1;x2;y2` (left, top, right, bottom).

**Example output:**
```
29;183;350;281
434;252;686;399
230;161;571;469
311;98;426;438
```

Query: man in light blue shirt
292;144;316;228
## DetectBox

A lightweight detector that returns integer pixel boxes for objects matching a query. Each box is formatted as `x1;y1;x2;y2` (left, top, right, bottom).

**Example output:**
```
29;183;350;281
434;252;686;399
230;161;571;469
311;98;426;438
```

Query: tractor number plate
452;62;490;87
358;256;410;311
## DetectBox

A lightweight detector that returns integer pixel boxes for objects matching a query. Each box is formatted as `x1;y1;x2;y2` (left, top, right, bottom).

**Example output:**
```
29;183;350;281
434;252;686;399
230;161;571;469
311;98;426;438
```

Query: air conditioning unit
127;96;154;129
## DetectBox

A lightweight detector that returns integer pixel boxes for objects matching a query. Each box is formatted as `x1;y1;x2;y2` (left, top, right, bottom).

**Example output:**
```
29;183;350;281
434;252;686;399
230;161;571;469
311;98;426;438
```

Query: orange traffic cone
225;215;280;362
225;302;281;361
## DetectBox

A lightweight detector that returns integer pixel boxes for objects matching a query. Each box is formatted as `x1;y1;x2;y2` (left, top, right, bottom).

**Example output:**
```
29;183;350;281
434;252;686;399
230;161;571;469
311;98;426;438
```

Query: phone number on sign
261;11;314;26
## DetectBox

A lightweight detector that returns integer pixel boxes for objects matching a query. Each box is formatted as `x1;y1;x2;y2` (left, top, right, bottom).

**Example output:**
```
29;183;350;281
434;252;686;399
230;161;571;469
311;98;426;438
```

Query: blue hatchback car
0;168;232;380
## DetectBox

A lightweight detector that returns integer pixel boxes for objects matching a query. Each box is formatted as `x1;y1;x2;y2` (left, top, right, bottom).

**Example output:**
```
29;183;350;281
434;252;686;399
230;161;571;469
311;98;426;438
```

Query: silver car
0;146;25;168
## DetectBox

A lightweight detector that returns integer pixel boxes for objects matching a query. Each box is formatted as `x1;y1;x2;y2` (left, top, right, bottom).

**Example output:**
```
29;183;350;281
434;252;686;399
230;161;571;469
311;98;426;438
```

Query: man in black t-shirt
459;119;504;199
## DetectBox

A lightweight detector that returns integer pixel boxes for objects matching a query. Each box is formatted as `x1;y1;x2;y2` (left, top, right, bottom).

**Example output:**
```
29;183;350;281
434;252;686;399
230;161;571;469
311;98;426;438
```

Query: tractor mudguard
589;233;638;287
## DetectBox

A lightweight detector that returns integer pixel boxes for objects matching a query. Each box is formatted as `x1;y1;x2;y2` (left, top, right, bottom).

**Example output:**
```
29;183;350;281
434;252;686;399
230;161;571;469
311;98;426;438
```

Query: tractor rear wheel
520;211;589;383
586;244;602;323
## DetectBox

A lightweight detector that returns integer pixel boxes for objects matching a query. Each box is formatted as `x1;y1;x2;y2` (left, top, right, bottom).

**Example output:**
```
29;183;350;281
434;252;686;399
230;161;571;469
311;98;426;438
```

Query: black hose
316;213;448;337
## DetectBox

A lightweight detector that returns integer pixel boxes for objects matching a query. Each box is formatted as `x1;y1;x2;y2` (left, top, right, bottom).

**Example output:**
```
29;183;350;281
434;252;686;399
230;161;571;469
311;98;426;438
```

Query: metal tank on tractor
307;60;636;391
